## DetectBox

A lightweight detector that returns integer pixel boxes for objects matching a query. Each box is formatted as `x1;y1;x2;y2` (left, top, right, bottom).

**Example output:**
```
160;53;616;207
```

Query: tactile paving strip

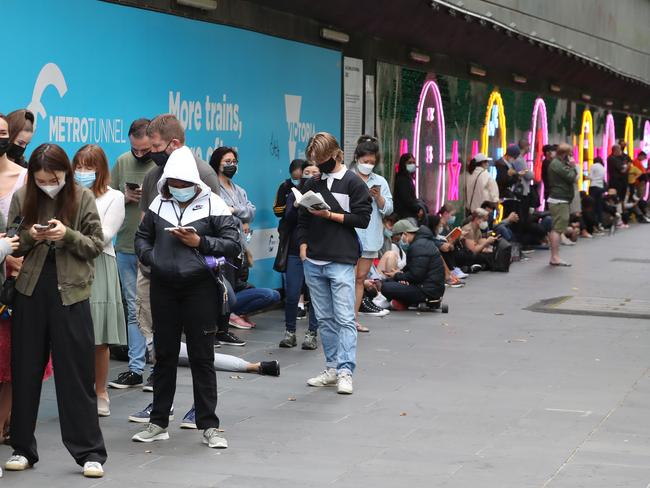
527;296;650;319
610;258;650;264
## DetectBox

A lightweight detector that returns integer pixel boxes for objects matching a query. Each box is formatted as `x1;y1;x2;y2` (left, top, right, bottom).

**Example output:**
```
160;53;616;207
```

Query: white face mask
479;221;488;230
406;163;416;173
37;177;66;199
357;163;374;175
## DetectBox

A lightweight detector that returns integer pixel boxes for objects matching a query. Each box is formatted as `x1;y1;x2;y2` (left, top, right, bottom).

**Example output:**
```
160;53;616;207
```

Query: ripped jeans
149;277;220;430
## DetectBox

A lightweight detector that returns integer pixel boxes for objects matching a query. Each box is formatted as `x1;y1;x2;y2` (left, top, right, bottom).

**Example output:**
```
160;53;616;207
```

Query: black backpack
491;238;512;272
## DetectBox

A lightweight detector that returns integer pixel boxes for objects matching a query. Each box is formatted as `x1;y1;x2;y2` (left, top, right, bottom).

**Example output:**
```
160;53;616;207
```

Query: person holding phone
6;143;107;478
108;119;156;391
351;136;393;332
133;146;239;448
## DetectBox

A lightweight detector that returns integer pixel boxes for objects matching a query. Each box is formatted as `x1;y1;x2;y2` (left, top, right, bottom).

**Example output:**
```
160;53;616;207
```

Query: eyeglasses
222;159;238;165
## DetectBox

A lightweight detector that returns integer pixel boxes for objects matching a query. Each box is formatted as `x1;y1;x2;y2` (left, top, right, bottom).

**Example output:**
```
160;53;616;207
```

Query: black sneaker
296;307;307;320
215;331;246;346
143;373;154;392
259;360;280;377
108;371;143;389
359;297;389;317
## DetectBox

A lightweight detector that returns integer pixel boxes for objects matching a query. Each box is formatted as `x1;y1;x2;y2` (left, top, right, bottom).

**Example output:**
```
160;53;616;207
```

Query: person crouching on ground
380;219;445;306
133;146;239;448
298;132;371;395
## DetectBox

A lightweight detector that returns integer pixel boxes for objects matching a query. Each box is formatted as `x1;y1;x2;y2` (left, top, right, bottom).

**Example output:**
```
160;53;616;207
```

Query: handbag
0;276;16;307
273;232;290;273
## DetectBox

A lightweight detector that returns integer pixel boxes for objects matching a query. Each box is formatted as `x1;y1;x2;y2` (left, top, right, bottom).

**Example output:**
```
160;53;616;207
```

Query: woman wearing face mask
278;160;320;349
457;208;498;271
209;146;256;235
464;153;499;216
393;153;420;220
273;159;305;219
72;145;126;418
6;143;107;478
5;110;35;168
352;136;393;332
133;146;239;449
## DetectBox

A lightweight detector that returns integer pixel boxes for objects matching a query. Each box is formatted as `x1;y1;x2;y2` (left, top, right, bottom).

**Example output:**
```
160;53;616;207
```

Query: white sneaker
97;397;110;417
337;372;354;395
83;462;104;478
307;368;337;387
452;267;468;279
5;455;30;471
560;235;576;246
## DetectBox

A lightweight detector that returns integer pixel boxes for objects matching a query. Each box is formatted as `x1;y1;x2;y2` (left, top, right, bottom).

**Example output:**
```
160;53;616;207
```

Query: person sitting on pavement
426;214;465;287
379;219;445;307
458;208;498;271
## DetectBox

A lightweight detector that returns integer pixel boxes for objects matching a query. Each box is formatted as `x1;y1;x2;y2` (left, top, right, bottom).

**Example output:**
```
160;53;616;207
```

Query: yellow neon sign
624;116;634;156
578;109;594;191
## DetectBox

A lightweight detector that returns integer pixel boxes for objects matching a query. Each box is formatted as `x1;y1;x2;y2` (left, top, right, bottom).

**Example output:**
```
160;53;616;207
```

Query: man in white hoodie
132;147;240;448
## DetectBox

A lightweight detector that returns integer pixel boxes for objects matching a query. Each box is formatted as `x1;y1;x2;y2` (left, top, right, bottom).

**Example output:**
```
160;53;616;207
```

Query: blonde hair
306;132;343;162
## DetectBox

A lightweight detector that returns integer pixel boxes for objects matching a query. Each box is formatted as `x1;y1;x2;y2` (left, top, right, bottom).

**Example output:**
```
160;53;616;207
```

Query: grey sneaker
131;423;169;443
307;368;337;387
301;330;318;350
279;331;297;348
83;461;104;478
337;372;353;395
203;428;228;449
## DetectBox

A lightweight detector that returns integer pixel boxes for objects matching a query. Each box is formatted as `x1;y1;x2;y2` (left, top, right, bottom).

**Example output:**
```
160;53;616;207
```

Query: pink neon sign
529;98;549;209
447;140;462;201
412;79;446;212
602;114;616;179
471;140;479;158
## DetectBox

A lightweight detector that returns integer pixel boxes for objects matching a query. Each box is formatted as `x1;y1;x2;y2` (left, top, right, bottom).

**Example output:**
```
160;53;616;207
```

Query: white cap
474;153;488;163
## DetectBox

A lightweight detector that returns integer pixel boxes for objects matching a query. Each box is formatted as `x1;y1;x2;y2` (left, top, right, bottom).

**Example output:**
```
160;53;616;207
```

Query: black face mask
131;149;151;163
222;164;237;179
0;138;9;157
317;157;336;174
149;141;172;167
6;143;25;161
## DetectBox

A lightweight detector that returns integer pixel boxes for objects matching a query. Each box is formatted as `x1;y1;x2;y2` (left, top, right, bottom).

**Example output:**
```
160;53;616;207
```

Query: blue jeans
495;223;514;242
231;288;280;315
284;255;318;333
116;252;146;375
303;260;357;374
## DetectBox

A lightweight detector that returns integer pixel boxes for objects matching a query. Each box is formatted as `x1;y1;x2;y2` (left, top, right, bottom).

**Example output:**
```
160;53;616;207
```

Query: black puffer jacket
394;225;445;298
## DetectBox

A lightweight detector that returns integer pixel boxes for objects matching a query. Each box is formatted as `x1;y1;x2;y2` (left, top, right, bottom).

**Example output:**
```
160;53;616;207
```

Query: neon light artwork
643;121;650;199
447;140;462;201
624;116;634;156
481;90;507;180
578;109;594;191
399;139;409;156
601;113;616;179
529;98;548;209
412;79;446;212
471;140;479;158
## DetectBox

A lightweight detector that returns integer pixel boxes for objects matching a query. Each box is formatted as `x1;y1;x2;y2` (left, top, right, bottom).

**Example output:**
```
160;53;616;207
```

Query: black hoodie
394;225;445;298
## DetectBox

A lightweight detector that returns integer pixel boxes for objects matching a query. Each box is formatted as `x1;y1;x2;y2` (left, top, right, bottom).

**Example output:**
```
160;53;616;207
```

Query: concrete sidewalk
2;226;650;487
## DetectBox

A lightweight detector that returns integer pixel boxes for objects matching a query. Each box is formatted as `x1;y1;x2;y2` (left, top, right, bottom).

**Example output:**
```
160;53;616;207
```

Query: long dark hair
354;135;381;165
24;144;78;226
396;153;414;175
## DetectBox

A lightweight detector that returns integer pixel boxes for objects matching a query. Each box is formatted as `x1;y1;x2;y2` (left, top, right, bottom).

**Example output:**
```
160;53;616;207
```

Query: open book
291;187;331;211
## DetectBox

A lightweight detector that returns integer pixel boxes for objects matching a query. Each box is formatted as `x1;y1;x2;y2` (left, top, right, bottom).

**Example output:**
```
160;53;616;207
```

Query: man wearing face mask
380;219;445;306
273;159;305;219
107;119;156;390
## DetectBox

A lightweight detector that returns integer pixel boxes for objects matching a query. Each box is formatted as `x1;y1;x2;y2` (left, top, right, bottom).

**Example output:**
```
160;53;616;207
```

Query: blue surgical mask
245;232;252;244
399;236;410;251
291;178;300;186
383;228;393;239
169;185;197;203
74;170;96;188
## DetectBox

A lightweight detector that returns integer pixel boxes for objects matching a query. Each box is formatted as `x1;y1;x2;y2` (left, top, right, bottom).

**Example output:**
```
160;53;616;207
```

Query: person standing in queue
5;143;107;478
132;146;240;448
298;132;372;395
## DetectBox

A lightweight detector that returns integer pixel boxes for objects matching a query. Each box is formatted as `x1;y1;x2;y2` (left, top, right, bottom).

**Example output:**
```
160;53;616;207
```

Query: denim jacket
355;172;393;253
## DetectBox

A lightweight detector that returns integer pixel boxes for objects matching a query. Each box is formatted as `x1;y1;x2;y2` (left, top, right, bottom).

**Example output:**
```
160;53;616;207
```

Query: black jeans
150;277;220;430
381;281;430;306
589;186;605;225
11;258;107;466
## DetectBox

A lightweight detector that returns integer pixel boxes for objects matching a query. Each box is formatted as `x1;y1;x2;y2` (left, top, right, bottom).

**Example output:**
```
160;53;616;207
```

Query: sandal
549;261;572;267
355;323;370;333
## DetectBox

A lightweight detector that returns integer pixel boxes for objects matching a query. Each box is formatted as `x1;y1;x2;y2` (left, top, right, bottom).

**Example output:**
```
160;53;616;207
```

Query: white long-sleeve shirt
95;187;125;257
589;163;606;188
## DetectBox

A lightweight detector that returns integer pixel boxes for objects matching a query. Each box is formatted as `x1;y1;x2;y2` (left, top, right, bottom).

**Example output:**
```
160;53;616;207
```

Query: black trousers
150;277;220;430
11;258;107;466
381;281;429;306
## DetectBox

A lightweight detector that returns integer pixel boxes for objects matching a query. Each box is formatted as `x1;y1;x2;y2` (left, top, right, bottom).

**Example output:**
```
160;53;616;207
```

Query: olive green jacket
8;186;104;306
